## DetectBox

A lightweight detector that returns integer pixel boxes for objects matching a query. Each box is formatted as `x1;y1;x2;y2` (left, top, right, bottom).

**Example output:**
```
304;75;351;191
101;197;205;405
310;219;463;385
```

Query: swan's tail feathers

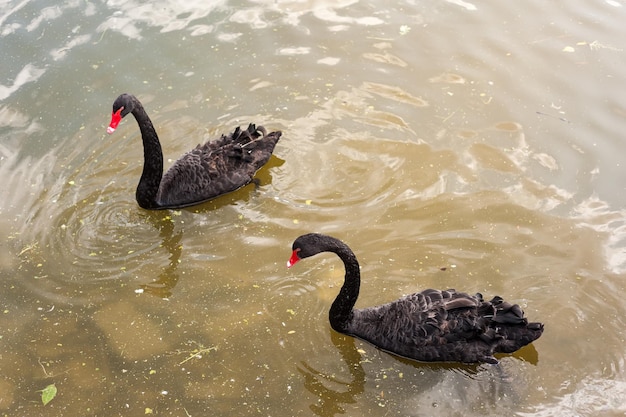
482;296;544;355
243;123;267;137
488;296;528;325
227;123;281;147
224;124;282;168
256;125;268;137
495;321;544;354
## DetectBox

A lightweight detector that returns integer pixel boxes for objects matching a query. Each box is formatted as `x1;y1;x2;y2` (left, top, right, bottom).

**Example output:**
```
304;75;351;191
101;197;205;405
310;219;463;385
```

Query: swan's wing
348;289;542;363
348;289;482;345
156;125;281;207
157;147;253;206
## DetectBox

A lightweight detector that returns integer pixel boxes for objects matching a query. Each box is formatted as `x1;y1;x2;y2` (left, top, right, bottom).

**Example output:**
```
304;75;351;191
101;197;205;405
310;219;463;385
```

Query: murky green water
2;1;626;416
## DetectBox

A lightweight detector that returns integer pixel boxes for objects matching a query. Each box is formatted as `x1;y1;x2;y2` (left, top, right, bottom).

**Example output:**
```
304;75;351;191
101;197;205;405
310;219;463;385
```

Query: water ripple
0;64;45;100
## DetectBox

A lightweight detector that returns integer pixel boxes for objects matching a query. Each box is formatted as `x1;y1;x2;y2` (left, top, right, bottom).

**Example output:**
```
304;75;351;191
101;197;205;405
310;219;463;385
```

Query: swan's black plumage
288;233;544;364
107;93;281;210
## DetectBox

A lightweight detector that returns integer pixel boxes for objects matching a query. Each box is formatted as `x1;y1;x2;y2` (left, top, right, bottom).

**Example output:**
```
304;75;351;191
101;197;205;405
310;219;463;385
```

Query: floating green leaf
41;383;57;406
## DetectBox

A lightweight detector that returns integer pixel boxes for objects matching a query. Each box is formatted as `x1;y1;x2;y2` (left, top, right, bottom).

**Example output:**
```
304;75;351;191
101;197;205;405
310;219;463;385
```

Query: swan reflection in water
136;211;183;298
297;331;366;417
299;331;541;416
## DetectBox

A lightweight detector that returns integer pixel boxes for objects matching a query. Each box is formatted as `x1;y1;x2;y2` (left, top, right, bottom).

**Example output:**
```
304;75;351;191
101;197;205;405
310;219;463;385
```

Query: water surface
1;1;626;416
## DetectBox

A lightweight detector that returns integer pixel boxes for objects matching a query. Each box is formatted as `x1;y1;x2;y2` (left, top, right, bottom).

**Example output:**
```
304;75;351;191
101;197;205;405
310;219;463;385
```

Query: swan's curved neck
329;245;361;333
130;100;163;209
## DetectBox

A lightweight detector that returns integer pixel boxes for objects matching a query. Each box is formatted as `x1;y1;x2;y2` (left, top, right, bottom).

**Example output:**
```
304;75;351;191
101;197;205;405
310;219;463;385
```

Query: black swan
287;233;544;364
106;93;282;209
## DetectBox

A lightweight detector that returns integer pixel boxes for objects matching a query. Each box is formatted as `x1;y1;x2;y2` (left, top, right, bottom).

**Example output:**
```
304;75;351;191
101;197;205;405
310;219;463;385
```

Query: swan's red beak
287;249;301;268
107;107;123;134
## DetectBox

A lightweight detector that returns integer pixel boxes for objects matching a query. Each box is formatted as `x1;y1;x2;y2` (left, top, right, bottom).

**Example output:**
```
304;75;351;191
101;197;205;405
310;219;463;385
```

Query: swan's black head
107;93;135;134
287;233;342;268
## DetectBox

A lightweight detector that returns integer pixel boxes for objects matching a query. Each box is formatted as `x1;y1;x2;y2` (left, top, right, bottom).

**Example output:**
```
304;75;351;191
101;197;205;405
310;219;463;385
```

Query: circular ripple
18;183;179;303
